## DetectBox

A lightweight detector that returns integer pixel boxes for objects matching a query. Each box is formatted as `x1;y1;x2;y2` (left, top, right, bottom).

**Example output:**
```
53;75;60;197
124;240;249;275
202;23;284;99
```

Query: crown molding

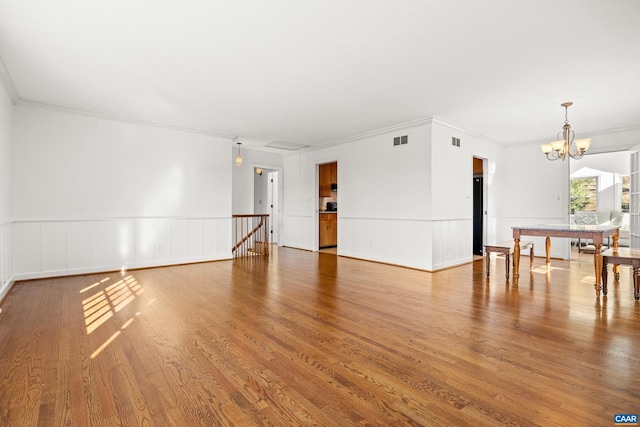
0;54;19;104
430;116;506;146
15;99;237;139
583;123;640;137
293;116;435;155
288;115;508;156
512;123;640;149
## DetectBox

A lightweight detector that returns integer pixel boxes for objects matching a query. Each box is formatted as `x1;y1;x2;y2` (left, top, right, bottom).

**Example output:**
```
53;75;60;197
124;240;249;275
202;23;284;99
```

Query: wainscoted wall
338;217;432;270
0;222;12;300
430;218;473;270
12;217;232;280
281;214;315;251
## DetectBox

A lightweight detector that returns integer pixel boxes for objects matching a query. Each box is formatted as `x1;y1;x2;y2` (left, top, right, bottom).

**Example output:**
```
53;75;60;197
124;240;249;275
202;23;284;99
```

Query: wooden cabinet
319;162;337;197
330;162;337;186
319;213;337;247
319;163;332;197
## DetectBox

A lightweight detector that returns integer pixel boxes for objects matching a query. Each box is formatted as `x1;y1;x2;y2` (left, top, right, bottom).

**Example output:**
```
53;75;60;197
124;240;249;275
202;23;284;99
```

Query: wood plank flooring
0;247;639;426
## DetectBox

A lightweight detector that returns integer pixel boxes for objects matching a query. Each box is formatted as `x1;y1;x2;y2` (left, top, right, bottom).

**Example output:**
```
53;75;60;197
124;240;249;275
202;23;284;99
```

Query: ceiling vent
393;135;408;146
265;140;310;151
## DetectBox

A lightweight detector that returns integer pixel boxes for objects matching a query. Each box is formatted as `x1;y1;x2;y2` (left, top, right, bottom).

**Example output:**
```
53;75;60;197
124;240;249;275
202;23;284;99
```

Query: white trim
0;54;18;104
0;279;15;302
12;256;232;281
16;100;236;139
13;216;231;223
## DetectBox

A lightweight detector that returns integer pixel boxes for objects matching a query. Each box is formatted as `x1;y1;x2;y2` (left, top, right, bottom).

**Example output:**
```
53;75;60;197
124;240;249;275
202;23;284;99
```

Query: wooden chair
602;248;640;300
484;241;534;279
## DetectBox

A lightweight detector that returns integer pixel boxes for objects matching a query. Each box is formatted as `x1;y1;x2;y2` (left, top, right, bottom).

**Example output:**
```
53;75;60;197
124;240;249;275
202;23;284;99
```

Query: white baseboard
12;256;232;281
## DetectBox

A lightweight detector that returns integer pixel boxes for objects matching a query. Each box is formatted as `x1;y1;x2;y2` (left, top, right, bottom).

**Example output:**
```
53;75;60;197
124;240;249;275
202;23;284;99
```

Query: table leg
513;238;521;279
593;242;603;297
612;230;621;280
529;243;534;270
545;237;551;270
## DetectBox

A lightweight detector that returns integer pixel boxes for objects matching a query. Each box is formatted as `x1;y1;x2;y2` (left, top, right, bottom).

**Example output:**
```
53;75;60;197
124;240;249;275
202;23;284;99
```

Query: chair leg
485;253;490;277
634;267;640;301
505;254;510;279
602;260;608;296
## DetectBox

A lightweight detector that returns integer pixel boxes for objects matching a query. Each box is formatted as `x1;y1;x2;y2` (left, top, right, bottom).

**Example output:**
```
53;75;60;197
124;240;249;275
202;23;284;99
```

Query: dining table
512;223;620;296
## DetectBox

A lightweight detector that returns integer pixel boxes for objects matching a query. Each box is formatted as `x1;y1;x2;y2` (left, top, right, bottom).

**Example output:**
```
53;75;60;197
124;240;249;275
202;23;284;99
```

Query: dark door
473;177;483;255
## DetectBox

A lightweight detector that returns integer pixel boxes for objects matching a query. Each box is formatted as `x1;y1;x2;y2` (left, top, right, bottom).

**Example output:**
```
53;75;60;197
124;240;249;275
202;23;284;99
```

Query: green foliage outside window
570;177;597;214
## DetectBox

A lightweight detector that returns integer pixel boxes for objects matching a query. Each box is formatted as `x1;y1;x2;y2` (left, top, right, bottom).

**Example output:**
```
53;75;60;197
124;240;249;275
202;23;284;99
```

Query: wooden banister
232;214;270;258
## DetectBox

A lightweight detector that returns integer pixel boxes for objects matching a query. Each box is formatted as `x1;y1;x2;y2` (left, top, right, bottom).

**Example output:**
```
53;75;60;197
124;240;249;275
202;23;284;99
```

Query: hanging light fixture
235;142;242;166
541;102;592;161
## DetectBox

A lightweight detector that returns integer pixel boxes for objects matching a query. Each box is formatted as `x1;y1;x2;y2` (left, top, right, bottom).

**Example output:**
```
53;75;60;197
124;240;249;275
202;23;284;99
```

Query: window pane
622;175;630;213
570;177;597;213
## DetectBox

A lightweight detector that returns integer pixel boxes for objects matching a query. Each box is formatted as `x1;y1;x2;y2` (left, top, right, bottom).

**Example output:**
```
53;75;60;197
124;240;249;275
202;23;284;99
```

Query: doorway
472;157;485;256
318;161;338;252
254;168;280;244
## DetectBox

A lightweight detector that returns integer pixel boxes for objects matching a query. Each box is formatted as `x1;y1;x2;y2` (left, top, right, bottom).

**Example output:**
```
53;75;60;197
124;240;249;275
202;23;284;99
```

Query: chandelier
540;102;592;161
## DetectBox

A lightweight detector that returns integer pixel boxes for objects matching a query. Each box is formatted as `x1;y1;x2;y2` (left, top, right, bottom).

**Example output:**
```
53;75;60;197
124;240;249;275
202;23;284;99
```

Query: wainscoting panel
430;218;473;270
171;219;188;262
336;217;473;271
281;214;314;251
0;222;12;300
68;221;92;270
41;221;67;273
12;217;232;280
187;220;204;259
338;217;433;270
13;222;40;275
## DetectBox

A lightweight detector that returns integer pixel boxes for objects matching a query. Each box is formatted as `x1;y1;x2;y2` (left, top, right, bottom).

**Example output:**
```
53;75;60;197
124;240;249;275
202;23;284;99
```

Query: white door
267;171;279;244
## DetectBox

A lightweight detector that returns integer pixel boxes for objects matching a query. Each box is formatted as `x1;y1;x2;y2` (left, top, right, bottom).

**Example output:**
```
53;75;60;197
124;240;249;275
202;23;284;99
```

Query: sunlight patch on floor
82;275;144;334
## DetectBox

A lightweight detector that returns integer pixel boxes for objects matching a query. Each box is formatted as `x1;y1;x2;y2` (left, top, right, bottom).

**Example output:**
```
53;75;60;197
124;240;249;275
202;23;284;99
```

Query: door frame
472;156;488;256
251;164;283;246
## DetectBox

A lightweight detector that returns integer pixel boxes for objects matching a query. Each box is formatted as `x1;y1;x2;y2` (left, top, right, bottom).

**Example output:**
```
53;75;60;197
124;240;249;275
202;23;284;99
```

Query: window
570;177;597;214
621;175;630;213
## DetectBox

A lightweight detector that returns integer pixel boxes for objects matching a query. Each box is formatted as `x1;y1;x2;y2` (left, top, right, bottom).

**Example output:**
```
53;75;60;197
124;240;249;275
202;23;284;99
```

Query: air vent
452;137;461;147
265;140;310;151
393;135;408;146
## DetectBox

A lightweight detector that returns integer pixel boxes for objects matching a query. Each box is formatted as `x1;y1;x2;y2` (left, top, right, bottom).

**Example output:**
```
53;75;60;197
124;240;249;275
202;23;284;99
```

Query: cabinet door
330;162;337;185
327;218;337;246
319;214;337;247
319;164;332;197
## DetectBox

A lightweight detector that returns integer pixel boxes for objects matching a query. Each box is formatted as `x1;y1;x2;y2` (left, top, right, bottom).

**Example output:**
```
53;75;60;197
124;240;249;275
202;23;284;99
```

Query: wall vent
452;137;461;147
394;135;408;146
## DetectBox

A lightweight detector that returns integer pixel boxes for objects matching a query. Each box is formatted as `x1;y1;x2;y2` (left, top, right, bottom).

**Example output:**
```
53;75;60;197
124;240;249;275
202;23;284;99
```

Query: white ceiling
1;0;639;149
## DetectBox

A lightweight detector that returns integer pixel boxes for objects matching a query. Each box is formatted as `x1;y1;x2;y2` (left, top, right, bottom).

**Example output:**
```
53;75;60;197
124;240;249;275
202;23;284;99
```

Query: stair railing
232;214;270;258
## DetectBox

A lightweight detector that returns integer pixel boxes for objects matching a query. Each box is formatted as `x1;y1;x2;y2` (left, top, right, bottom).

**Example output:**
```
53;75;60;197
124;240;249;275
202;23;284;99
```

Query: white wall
282;118;505;271
283;122;433;264
0;85;12;298
500;143;569;258
430;120;505;268
12;104;232;279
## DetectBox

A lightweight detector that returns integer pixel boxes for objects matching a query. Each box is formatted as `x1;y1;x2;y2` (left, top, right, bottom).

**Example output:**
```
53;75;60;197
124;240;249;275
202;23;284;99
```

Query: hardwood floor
0;247;639;426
